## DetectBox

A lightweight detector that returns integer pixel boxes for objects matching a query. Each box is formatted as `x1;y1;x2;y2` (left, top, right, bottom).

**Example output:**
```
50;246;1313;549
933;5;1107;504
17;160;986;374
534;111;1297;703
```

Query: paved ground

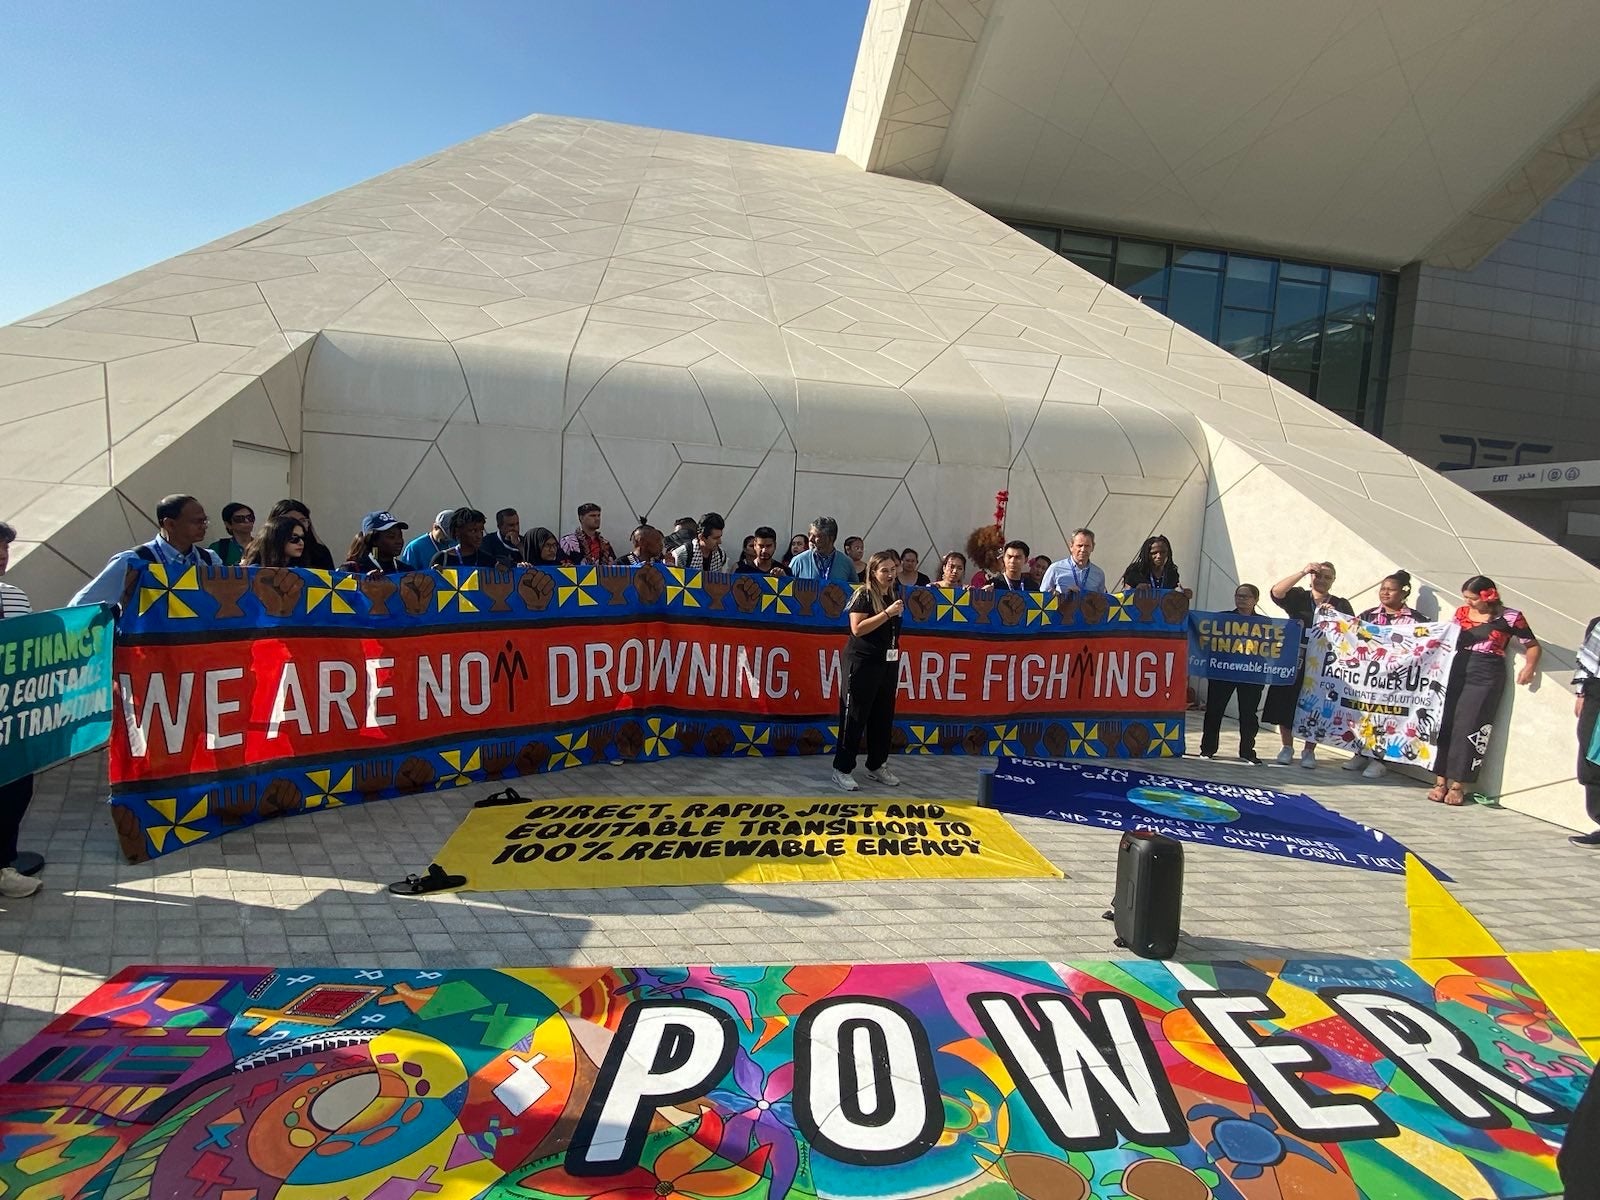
3;728;1598;1060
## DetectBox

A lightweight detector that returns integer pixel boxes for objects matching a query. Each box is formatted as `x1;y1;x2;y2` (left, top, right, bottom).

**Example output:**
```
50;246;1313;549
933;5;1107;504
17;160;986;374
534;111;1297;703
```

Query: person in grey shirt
71;494;221;609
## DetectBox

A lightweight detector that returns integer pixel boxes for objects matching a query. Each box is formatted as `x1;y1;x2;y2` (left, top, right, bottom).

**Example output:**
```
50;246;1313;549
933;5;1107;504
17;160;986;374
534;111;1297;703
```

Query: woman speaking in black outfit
831;550;905;793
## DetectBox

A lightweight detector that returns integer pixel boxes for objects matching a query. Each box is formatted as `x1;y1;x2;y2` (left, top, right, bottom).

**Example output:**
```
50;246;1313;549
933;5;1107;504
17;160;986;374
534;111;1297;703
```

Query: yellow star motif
760;576;796;614
556;565;602;607
439;748;482;786
642;717;677;758
663;565;705;608
147;795;211;853
905;724;938;754
1150;721;1182;757
1024;593;1054;626
435;567;481;613
932;585;969;623
552;731;588;768
734;724;770;756
304;570;359;615
136;563;201;618
1067;722;1103;757
986;724;1021;755
305;767;355;808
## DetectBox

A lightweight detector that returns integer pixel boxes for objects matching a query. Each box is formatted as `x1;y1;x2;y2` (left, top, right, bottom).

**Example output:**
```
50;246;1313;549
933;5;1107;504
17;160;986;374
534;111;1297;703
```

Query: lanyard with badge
885;584;902;662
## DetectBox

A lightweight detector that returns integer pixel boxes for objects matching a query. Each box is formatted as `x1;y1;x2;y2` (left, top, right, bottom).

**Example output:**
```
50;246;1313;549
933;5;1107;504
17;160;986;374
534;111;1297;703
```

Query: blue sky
0;1;869;324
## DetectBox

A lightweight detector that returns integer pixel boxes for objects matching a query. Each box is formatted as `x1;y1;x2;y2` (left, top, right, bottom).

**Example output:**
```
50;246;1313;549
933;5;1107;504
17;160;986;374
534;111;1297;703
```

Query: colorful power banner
0;959;1580;1199
1186;609;1302;684
1293;613;1459;770
108;564;1189;859
0;603;114;786
988;755;1430;876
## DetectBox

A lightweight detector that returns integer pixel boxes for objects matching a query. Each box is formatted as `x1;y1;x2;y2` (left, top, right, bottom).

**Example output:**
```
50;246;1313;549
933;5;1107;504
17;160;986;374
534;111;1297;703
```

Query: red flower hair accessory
993;489;1009;530
1478;587;1499;603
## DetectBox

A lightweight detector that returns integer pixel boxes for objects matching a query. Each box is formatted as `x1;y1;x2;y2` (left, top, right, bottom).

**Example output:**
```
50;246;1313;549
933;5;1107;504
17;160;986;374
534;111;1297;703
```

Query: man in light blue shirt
1040;527;1107;597
71;494;222;609
787;516;857;585
402;510;455;571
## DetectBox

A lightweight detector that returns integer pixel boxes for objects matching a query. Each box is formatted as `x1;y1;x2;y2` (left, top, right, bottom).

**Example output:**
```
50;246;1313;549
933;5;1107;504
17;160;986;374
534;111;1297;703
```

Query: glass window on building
1003;220;1394;431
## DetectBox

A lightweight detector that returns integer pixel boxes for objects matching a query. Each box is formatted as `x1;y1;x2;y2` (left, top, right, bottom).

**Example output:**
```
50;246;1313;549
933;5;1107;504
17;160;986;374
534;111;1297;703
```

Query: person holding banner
937;551;967;588
1569;615;1600;847
1263;561;1353;767
1432;576;1540;806
1198;584;1267;765
0;523;41;898
1343;570;1421;778
831;550;906;792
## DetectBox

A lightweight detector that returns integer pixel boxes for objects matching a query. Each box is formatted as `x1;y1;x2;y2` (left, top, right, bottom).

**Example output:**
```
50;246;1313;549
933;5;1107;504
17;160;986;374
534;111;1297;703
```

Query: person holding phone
832;549;906;792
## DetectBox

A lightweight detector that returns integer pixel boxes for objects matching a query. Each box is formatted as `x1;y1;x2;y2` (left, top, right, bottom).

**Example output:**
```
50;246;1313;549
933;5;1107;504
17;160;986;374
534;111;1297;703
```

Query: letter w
117;672;195;758
973;992;1185;1150
648;640;686;692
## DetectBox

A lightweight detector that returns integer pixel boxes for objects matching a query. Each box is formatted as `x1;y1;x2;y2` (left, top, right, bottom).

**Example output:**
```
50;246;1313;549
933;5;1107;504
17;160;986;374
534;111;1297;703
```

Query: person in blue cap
341;511;410;575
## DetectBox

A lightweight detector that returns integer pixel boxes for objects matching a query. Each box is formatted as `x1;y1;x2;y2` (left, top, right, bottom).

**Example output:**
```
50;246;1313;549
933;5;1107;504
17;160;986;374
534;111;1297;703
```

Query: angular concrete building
5;0;1599;828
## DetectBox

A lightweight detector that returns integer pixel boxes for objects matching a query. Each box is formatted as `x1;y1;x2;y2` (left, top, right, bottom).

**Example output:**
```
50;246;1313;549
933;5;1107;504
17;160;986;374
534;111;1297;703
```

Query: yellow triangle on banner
1405;853;1504;959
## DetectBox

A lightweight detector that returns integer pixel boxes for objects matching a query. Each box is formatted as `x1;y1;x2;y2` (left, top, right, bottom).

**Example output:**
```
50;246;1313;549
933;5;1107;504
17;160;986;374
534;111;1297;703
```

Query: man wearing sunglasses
71;494;222;609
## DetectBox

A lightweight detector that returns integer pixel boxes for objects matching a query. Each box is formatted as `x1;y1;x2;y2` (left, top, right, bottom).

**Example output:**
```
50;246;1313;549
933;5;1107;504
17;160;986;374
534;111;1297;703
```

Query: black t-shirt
845;586;900;660
900;572;931;587
1276;585;1353;625
431;547;504;570
988;575;1035;592
735;560;789;575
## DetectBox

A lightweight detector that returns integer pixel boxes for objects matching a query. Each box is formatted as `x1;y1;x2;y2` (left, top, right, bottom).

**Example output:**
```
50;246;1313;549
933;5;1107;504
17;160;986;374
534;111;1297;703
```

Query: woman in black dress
1262;560;1354;767
1431;575;1540;806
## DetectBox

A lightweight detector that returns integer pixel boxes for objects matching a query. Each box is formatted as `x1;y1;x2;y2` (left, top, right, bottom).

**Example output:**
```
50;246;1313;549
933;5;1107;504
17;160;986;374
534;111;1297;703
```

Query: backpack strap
134;545;158;563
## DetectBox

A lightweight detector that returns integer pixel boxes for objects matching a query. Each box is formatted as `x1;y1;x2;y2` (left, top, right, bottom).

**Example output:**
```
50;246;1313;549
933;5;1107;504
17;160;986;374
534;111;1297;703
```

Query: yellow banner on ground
433;795;1062;890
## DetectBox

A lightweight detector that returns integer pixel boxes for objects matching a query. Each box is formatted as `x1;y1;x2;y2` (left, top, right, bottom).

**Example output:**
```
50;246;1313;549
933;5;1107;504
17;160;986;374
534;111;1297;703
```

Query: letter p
567;1001;736;1173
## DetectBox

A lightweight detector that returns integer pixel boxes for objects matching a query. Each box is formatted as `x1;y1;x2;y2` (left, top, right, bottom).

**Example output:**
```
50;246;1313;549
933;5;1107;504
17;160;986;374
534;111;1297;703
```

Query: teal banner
0;604;115;785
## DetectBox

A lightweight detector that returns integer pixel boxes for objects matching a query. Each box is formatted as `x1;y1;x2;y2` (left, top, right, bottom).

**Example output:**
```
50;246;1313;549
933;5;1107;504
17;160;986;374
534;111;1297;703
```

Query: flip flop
388;863;466;895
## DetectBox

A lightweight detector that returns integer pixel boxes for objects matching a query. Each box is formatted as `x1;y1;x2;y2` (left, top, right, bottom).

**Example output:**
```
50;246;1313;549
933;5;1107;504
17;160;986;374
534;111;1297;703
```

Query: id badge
885;648;900;663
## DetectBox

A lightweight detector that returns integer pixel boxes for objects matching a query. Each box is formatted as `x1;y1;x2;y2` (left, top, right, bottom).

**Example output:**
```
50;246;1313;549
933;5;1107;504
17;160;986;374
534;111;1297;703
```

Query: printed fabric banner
1187;609;1302;684
0;959;1581;1199
1292;613;1459;769
108;564;1189;859
0;603;114;786
989;755;1436;876
433;794;1060;891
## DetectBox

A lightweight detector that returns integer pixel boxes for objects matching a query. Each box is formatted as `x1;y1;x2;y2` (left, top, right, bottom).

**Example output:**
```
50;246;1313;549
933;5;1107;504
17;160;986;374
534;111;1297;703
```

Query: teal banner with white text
0;604;114;785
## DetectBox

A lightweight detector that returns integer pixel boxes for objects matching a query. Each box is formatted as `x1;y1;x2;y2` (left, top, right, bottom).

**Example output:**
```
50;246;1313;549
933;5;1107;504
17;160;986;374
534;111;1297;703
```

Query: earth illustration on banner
1126;785;1240;823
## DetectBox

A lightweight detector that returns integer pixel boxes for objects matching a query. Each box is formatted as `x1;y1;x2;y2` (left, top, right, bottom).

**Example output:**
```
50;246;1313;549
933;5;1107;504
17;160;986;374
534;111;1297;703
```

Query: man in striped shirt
0;522;41;898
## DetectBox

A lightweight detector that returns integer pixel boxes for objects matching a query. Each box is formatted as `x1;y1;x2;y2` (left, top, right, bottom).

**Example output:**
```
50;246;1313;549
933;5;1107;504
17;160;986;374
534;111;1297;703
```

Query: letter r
567;1001;736;1173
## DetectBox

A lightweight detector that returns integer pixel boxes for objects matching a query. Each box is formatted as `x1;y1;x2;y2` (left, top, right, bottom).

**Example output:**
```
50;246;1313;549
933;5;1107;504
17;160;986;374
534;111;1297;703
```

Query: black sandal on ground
388;863;466;895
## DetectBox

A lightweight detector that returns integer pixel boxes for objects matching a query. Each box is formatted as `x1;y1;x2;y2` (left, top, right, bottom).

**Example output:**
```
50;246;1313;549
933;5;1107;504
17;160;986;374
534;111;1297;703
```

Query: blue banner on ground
0;604;114;786
989;754;1438;877
1187;609;1301;684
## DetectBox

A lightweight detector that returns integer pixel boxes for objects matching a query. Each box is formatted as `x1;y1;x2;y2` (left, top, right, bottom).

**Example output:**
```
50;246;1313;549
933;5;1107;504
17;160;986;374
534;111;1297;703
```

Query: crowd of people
0;494;1580;858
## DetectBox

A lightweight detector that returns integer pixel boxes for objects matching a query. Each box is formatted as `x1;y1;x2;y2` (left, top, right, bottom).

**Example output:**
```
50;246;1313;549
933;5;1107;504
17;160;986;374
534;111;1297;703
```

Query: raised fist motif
1043;723;1069;758
703;572;733;610
677;723;705;754
481;569;515;612
905;589;936;623
200;565;249;618
633;564;666;606
399;572;436;616
114;805;149;862
731;575;762;613
516;741;550;776
259;778;304;819
962;726;987;756
1079;591;1110;625
798;728;825;756
360;575;398;616
997;591;1026;627
518;569;555;612
614;720;644;760
1121;723;1153;756
819;583;848;619
890;726;908;753
968;589;995;625
252;567;304;618
395;756;437;793
1159;590;1190;624
703;726;734;757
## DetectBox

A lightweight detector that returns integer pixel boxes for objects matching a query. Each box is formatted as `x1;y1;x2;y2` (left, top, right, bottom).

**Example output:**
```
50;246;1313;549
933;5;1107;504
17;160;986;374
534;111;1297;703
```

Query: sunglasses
287;534;306;544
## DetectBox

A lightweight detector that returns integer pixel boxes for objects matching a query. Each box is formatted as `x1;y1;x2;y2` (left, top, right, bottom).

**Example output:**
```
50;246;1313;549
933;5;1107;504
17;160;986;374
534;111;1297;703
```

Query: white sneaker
0;867;41;899
1362;761;1388;779
865;766;901;787
1342;754;1366;771
831;769;860;792
1300;747;1317;769
1275;747;1293;765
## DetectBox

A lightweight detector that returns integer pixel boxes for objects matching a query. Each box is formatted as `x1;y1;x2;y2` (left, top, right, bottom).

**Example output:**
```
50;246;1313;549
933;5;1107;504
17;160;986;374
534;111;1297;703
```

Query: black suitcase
1107;830;1183;959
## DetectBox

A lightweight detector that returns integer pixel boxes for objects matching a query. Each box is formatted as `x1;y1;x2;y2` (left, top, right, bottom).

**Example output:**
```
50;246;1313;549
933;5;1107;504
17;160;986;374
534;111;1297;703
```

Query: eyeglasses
287;534;305;544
